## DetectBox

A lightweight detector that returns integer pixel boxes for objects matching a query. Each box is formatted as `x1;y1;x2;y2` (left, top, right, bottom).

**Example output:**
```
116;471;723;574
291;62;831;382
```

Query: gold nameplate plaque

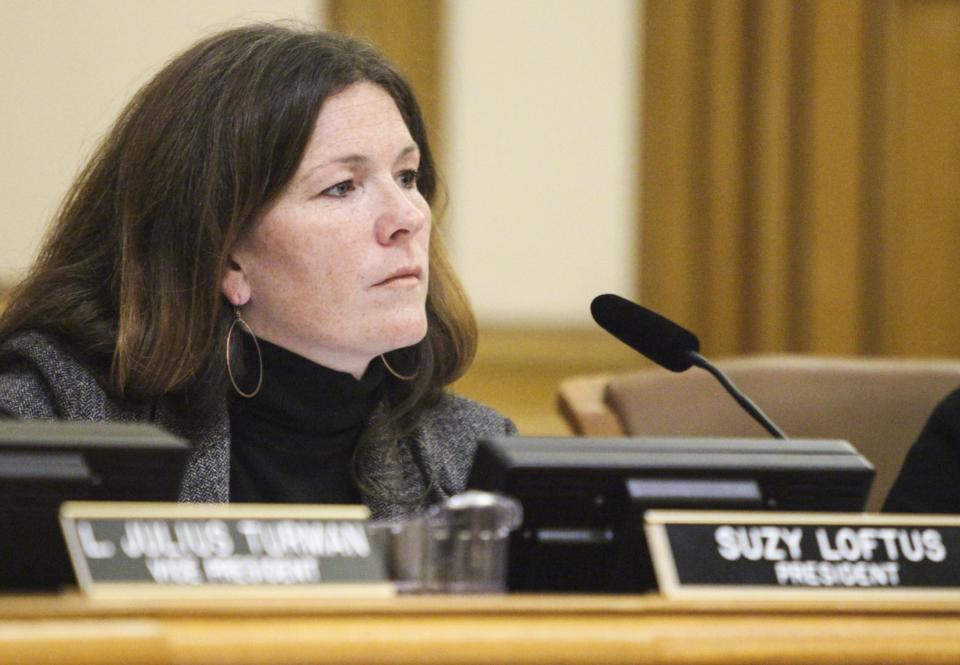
645;510;960;600
60;502;394;598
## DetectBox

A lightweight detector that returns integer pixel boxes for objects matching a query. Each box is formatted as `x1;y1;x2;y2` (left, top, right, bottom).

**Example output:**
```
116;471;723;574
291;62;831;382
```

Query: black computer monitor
0;420;189;590
467;436;875;592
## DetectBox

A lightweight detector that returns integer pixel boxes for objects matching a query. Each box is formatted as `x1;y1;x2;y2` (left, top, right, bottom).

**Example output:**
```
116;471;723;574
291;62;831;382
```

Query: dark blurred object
468;435;873;593
0;420;188;591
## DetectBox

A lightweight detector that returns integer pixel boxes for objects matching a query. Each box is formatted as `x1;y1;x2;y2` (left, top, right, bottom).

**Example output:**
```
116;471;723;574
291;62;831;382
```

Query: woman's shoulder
420;391;517;441
3;330;77;363
0;330;94;380
0;331;108;419
405;391;515;501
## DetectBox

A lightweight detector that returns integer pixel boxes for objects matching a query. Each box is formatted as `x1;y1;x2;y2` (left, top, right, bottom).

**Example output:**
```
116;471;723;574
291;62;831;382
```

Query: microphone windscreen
590;294;700;372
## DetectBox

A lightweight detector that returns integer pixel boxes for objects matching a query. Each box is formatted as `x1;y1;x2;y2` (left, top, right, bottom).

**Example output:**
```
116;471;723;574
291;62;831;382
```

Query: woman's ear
221;256;251;307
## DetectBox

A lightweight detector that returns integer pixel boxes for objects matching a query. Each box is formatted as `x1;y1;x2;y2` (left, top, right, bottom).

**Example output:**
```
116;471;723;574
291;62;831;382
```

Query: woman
0;25;514;519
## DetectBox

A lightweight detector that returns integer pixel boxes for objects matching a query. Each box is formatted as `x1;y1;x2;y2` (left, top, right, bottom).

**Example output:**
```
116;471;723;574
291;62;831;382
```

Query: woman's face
222;82;431;378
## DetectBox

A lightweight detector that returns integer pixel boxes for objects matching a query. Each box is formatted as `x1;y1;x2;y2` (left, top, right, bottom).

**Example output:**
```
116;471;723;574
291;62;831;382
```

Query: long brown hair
0;25;477;470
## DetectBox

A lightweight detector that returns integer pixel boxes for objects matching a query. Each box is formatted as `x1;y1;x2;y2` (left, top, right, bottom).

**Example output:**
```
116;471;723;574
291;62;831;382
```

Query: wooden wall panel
642;0;960;358
704;0;747;356
327;0;444;155
885;1;960;355
746;0;793;352
860;0;895;355
804;0;866;354
642;0;702;333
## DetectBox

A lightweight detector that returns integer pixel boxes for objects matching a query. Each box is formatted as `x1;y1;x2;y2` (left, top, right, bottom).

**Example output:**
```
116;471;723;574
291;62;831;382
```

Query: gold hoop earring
226;306;263;398
381;353;417;381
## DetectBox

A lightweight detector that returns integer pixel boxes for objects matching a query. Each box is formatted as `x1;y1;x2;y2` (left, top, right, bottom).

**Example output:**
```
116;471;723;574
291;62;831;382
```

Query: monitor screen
467;436;874;592
0;420;189;591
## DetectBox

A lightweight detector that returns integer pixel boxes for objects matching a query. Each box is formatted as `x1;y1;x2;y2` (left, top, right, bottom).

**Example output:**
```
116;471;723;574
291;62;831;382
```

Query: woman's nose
375;181;428;245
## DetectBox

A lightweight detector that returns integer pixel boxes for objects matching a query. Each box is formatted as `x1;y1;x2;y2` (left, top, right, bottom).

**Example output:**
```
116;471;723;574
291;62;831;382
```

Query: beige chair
557;355;960;512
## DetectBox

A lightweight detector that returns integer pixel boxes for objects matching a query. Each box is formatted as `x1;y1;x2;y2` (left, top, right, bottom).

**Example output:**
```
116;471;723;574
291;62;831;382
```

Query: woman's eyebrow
297;144;419;185
296;154;366;185
395;144;419;162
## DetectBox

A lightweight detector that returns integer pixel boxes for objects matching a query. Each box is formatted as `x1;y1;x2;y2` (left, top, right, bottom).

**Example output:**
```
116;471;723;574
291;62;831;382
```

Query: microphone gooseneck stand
687;351;788;440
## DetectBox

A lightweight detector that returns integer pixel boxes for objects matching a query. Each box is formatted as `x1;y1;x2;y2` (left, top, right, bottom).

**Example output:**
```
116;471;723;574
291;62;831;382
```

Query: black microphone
590;294;787;439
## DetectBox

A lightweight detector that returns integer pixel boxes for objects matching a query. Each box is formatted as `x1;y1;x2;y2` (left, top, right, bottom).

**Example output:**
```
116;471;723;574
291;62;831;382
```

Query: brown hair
0;25;477;493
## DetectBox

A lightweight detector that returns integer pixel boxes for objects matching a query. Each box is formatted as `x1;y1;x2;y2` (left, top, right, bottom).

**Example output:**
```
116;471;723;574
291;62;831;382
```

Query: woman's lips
374;266;422;287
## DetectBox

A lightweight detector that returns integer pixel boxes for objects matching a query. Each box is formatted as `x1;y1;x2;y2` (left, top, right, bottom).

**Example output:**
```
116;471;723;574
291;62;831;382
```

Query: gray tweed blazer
0;332;516;519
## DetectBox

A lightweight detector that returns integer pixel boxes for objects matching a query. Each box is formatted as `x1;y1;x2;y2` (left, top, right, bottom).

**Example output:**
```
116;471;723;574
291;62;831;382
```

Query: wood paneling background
327;0;444;162
642;0;960;359
885;1;960;355
328;0;960;434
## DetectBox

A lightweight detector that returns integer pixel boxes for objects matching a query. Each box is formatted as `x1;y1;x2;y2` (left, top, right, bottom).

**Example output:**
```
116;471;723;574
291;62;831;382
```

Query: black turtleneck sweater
228;335;384;504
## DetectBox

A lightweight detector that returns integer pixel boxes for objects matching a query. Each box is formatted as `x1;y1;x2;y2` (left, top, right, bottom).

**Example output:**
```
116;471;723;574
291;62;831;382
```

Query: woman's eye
321;180;354;198
398;169;419;189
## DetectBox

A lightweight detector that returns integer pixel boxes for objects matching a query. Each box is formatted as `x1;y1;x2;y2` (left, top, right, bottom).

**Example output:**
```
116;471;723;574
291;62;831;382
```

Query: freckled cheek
250;228;326;303
251;221;298;266
298;238;368;305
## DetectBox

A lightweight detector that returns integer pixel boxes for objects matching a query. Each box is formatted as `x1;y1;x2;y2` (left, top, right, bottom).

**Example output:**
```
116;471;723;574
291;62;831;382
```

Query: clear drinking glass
372;490;522;594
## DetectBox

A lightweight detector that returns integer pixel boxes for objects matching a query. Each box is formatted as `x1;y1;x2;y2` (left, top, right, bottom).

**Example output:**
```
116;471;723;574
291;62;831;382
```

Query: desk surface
3;593;960;664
